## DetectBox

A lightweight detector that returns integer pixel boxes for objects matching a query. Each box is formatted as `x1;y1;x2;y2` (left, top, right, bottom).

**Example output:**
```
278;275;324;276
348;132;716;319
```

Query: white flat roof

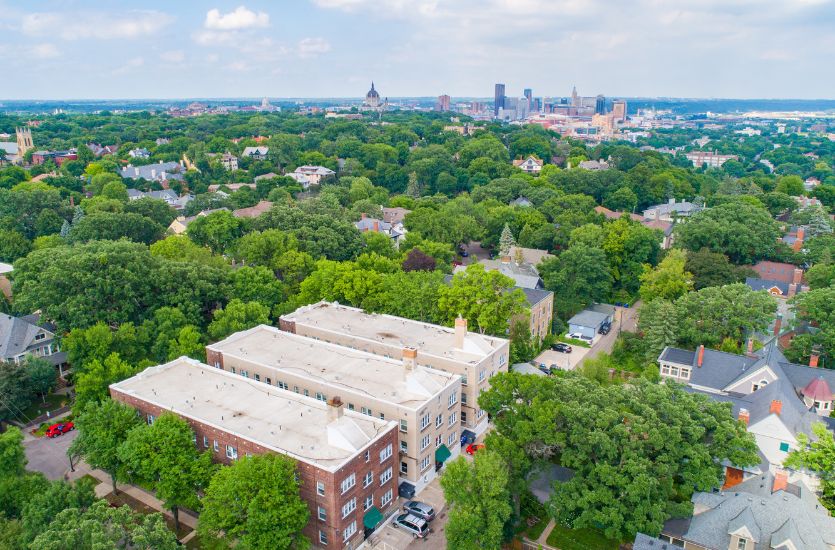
282;302;507;364
208;325;460;409
0;262;12;274
110;357;395;472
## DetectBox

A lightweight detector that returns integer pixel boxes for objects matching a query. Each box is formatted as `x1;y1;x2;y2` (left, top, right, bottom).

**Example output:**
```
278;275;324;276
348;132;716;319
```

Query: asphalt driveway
23;428;77;480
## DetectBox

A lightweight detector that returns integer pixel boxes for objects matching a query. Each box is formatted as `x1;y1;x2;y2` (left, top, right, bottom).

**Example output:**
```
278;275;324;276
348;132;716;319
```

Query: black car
551;343;573;353
599;322;611;335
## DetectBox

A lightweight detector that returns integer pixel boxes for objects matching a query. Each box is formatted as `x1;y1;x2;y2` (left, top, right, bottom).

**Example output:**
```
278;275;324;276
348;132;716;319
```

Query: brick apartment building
279;301;510;436
206;324;463;495
110;357;399;550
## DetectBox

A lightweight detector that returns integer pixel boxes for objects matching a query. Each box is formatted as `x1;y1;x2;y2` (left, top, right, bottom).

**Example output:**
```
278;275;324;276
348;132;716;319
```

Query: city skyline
1;0;834;100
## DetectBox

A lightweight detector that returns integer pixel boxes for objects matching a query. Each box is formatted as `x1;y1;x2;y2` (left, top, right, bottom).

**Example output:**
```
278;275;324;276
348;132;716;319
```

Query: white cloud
297;37;331;58
160;50;186;63
227;60;253;72
21;10;173;40
204;6;269;30
111;56;144;75
30;43;60;59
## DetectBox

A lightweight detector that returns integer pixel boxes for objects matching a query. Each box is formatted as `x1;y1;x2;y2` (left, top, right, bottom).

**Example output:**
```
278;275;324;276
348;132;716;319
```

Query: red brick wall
278;318;297;333
205;349;224;370
110;388;398;549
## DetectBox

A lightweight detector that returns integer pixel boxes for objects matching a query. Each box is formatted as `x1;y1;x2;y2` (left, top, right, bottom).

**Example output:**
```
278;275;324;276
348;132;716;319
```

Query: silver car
403;500;435;522
392;513;430;538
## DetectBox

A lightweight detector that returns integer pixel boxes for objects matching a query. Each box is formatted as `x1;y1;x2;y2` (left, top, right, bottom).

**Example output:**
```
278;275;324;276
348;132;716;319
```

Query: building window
461;411;468;425
364;450;370;462
191;433;196;445
254;374;260;382
364;495;373;511
340;473;356;494
379;412;385;420
203;436;209;448
316;481;325;496
213;440;219;453
420;456;431;472
241;370;248;378
380;467;392;485
400;461;408;474
400;440;407;452
317;506;326;521
478;369;486;382
448;432;457;446
448;391;458;407
265;377;271;385
278;381;288;390
435;414;443;428
461;374;468;386
348;403;355;411
461;392;468;405
737;538;747;550
779;442;790;452
293;385;299;393
420;435;430;451
381;489;393;507
361;406;372;416
420;413;430;430
380;444;392;463
435;435;442;448
661;365;670;375
315;392;326;402
400;419;408;432
448;412;457;426
319;531;328;545
363;471;373;488
146;414;155;425
231;367;236;374
303;389;309;397
477;409;485;419
343;520;357;542
225;445;238;460
341;497;357;519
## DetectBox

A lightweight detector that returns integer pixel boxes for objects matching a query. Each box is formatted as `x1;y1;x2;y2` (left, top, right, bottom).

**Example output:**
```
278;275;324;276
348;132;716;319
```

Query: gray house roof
478;259;543;289
119;161;183;181
519;287;553;307
746;277;789;295
0;313;54;360
568;309;609;330
633;533;675;550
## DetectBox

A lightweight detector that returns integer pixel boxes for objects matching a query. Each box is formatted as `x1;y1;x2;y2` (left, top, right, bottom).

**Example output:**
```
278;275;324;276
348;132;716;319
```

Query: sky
1;0;833;100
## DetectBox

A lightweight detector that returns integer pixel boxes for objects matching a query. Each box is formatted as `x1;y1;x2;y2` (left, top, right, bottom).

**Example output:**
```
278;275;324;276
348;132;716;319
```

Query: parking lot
534;345;590;371
23;428;77;480
367;473;449;549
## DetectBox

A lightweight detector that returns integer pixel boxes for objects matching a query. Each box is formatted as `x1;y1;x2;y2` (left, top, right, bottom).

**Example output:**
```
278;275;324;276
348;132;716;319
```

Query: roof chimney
792;268;803;285
402;347;417;370
454;317;467;350
746;338;754;356
327;396;344;423
738;408;750;426
787;283;798;298
773;470;788;493
770;400;782;416
773;314;782;337
810;350;820;368
373;220;379;232
697;345;705;367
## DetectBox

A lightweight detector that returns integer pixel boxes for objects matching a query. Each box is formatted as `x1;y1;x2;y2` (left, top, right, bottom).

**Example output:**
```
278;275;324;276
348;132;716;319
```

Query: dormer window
737;538;747;550
34;332;45;341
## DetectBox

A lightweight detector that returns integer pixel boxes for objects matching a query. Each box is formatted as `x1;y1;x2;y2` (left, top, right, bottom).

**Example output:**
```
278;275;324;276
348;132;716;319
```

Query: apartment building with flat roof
279;301;510;436
110;357;399;550
206;325;463;494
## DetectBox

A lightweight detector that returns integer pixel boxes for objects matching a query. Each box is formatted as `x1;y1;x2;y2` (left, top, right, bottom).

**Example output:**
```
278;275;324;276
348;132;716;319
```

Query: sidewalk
67;461;199;531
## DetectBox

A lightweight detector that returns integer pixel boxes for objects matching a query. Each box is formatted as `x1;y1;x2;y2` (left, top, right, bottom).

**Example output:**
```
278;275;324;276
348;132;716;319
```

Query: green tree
0;230;32;262
437;263;528;335
498;223;515;257
24;356;56;403
0;427;26;478
638;299;678;362
790;286;835;364
441;451;513;550
685;249;752;290
775;175;804;196
74;353;137;409
602;216;661;293
150;235;229;269
68;212;164;245
0;364;31;424
540;245;613;319
639;249;693;302
199;454;310;550
19;478;96;544
785;423;835;510
70;400;143;495
187;210;243;253
119;413;215;532
208;299;271;341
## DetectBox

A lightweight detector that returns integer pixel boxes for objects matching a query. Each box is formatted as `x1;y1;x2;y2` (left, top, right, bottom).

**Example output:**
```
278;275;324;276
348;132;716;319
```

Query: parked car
599;322;611;335
392;513;430;538
403;501;435;522
465;443;485;455
45;422;74;438
551;343;572;353
537;363;552;375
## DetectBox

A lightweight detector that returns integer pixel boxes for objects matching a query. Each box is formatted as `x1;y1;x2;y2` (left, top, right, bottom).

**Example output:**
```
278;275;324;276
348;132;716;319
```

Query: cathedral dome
366;82;379;100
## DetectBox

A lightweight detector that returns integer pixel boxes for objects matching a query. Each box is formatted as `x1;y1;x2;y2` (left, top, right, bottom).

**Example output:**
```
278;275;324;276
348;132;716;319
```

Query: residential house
750;262;802;285
508;246;554;266
595;206;674;249
286;172;312;189
658;470;835;550
782;226;807;252
0;142;19;164
253;172;279;182
512;156;543;174
519;287;554;342
657;340;834;480
685;150;738;168
128;148;151;159
294;165;336;186
381;207;411;226
120;161;184;183
745;270;807;299
86;143;117;157
510;196;533;208
167;208;229;235
219;153;239;171
241;146;269;160
567;304;615;340
111;357;399;550
577;159;610;170
31;150;77;166
232;201;272;219
354;213;406;246
460;257;544;289
0;313;68;376
127;189;192;211
642;199;703;223
805;177;821;191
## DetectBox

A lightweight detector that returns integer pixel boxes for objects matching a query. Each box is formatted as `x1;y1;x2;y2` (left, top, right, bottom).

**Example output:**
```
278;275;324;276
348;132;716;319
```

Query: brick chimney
746;338;754;355
793;227;805;251
327;396;344;423
792;268;803;285
402;347;417;370
773;470;788;493
787;283;798;298
773;314;782;337
738;408;750;426
770;400;782;416
810;351;820;368
697;345;705;367
373;220;379;232
454;317;468;349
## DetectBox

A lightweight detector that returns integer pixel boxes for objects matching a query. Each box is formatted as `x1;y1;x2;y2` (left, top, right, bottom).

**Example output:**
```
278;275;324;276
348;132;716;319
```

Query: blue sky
1;0;833;100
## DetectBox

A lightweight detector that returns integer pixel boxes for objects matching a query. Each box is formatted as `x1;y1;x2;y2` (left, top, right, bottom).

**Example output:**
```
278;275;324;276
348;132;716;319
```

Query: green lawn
526;517;549;540
545;524;619;550
20;393;68;421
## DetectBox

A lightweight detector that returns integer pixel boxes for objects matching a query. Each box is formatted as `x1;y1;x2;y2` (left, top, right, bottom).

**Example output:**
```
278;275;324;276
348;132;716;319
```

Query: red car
45;422;74;438
465;443;485;455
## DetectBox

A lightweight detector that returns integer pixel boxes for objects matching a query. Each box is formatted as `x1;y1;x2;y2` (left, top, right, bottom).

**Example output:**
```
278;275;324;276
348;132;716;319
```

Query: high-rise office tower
595;95;606;115
494;83;506;117
436;94;451;112
612;100;627;123
523;88;532;109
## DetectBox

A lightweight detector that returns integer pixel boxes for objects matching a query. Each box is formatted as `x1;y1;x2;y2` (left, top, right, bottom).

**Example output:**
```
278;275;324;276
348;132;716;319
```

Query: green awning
435;444;452;463
363;506;384;530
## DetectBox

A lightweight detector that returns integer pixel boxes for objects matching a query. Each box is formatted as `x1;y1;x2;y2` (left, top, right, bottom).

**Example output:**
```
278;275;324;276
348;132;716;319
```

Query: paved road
579;303;640;365
24;428;78;480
